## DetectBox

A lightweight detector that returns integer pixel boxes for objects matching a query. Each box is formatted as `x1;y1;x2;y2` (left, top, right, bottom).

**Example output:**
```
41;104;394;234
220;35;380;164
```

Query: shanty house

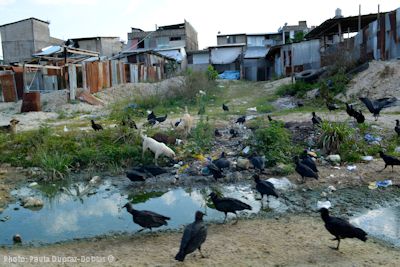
69;37;123;58
0;17;63;64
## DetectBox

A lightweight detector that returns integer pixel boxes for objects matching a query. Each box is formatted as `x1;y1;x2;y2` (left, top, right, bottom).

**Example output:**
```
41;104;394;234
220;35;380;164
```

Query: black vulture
395;120;400;136
122;115;138;129
214;129;222;137
147;118;157;126
91;120;103;131
213;152;230;169
155;114;168;123
126;169;146;182
175;211;207;262
311;112;322;125
319;208;367;250
248;154;265;173
353;110;365;124
378;151;400;172
229;128;239;138
326;102;339;112
300;151;318;173
297;101;304;107
359;97;397;120
123;202;170;231
254;174;278;204
294;156;318;182
208;192;252;224
236;116;246;124
345;103;356;118
222;103;229;112
207;162;225;181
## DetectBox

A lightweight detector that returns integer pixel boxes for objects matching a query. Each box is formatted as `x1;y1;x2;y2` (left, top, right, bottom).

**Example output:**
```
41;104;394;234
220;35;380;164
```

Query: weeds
276;81;317;97
186;116;214;154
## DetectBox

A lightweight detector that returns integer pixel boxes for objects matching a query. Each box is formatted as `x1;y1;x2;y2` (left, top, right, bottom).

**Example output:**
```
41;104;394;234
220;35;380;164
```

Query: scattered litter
173;164;181;168
266;177;296;190
246;115;257;120
326;154;341;164
175;139;183;145
89;176;101;185
307;151;317;158
201;167;210;176
361;156;373;161
178;164;189;173
327;185;336;193
28;182;38;187
0;216;10;222
329;174;335;178
364;133;382;143
247;107;257;112
317;200;332;209
346;165;357;171
368;180;393;189
242;146;250;154
332;166;341;170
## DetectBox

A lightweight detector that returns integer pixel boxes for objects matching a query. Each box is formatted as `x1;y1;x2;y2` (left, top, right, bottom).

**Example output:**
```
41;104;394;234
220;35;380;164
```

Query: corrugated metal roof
244;47;269;59
32;45;62;56
157;49;183;62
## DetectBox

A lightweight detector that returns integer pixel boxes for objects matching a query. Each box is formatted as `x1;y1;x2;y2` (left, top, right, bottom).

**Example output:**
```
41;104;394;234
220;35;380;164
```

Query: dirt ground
1;215;398;267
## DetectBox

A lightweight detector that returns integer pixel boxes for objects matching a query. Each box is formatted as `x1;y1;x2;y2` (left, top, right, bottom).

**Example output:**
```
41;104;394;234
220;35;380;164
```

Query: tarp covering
244;47;269;59
211;47;242;64
157;49;183;62
218;70;240;80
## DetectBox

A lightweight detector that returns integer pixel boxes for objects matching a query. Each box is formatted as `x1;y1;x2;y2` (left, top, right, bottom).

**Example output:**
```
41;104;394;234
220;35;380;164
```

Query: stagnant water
0;180;270;246
350;206;400;247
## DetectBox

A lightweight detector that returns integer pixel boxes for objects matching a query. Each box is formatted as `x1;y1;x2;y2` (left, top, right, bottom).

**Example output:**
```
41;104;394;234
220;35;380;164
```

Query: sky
0;0;399;58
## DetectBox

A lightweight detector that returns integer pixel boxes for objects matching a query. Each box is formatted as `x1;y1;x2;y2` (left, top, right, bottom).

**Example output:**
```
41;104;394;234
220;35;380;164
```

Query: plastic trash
368;179;393;189
28;182;38;187
317;200;332;210
242;146;250;154
266;177;296;190
327;185;337;192
364;133;382;143
247;107;257;112
201;167;211;176
361;156;373;161
346;165;357;171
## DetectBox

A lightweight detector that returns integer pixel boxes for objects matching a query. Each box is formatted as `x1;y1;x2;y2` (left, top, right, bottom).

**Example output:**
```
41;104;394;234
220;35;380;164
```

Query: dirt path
1;215;398;267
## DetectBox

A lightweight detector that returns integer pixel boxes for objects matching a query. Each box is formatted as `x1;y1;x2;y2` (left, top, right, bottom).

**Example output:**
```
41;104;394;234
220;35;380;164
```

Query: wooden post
22;64;28;93
82;62;87;91
338;22;342;42
358;5;361;33
68;64;77;100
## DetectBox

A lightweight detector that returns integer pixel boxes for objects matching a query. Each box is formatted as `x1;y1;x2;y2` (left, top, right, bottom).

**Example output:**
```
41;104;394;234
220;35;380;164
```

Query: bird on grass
311;112;322;125
126;165;167;182
254;174;278;206
208;192;252;224
222;103;229;112
359;97;397;120
319;208;367;250
378;151;400;172
91;120;103;131
123;202;170;232
395;120;400;136
294;156;318;182
155;114;168;123
236;115;246;124
122;115;138;129
175;211;207;262
214;129;222;137
147;111;156;121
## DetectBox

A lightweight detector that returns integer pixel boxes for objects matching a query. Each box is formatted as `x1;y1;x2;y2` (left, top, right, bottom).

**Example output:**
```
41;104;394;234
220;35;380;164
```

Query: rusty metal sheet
0;71;17;102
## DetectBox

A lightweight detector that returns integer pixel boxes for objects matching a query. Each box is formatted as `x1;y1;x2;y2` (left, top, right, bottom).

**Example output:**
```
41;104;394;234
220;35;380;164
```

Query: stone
236;157;250;170
22;197;44;208
326;154;341;164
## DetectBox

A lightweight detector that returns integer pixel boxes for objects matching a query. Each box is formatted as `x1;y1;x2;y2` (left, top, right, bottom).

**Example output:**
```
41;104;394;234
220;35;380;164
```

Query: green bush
318;121;354;154
207;65;219;80
186;116;214;154
276;81;317;97
253;122;297;167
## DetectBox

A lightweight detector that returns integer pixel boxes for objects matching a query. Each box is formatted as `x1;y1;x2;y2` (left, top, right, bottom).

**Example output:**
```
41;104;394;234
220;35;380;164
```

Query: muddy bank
1;215;399;267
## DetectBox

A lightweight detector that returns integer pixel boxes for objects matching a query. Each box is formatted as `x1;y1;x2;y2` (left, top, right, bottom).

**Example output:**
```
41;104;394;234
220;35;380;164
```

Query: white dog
182;106;193;137
142;135;176;166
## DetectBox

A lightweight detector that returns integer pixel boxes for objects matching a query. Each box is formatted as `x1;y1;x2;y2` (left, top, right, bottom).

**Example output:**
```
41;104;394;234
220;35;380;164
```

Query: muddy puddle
0;180;269;246
351;206;400;247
